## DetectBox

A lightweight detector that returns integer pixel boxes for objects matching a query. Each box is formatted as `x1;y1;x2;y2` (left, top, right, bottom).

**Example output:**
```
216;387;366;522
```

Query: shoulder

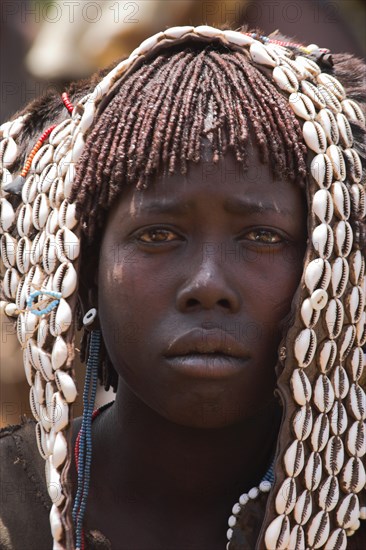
0;419;52;550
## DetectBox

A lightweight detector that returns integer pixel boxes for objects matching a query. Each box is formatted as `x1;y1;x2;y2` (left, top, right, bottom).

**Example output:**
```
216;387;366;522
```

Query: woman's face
98;141;307;428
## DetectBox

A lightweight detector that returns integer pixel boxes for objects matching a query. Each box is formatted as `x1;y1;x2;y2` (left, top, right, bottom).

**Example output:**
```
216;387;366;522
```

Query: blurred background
1;0;365;427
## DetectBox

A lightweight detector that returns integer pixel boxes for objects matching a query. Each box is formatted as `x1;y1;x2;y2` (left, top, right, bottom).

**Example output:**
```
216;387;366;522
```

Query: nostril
186;298;200;308
218;299;230;309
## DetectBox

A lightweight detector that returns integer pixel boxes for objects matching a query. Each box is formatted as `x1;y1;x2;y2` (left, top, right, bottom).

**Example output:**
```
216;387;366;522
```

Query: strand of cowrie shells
1;25;365;550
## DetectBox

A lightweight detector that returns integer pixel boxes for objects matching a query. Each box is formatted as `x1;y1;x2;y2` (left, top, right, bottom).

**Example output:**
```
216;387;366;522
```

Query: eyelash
135;227;287;245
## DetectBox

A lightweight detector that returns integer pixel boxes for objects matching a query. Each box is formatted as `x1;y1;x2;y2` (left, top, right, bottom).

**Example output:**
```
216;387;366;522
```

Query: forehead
112;138;306;221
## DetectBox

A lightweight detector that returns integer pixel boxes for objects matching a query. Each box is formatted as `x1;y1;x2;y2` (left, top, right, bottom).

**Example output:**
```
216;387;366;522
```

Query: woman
0;25;365;550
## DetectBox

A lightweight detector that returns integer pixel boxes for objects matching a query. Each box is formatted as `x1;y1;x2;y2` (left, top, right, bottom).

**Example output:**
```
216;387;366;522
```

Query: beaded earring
72;308;100;550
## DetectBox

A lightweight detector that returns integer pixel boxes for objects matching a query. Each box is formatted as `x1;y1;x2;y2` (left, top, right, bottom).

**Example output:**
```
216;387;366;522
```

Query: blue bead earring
73;308;100;550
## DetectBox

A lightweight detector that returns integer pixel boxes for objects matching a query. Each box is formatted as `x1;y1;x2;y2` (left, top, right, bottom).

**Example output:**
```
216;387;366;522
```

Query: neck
89;379;281;510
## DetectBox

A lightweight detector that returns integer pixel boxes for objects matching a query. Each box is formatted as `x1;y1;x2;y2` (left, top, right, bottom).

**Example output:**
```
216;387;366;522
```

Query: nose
176;254;241;313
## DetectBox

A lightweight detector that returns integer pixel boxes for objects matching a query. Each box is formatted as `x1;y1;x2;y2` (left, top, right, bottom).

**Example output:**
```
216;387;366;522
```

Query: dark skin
72;140;307;549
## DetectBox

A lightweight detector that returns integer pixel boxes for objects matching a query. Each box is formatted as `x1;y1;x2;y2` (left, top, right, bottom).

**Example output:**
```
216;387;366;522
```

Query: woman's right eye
136;228;180;243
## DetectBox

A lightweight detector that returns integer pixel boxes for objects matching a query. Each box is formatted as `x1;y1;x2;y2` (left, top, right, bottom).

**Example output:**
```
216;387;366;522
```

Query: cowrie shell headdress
1;26;365;550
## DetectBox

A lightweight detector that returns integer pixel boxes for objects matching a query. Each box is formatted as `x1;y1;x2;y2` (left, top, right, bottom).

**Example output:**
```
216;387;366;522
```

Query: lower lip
164;354;249;379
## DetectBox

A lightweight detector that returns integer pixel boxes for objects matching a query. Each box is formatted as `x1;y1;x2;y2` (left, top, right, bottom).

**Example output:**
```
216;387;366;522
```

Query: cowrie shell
1;233;16;268
341;456;365;494
331;257;349;298
336;113;353;148
312;223;333;258
53;135;72;165
264;515;290;550
43;234;59;274
350;183;366;219
283;439;304;477
23;348;35;386
294;328;316;368
291;368;312;405
55;370;77;403
31;144;54;174
312;189;333;223
292;405;313;441
289;92;316;120
327;145;346;181
304;258;331;294
33;193;50;231
16;236;32;274
34;346;54;381
17;204;33;237
53;262;77;298
301;80;326;109
35;421;49;459
49;177;64;208
310;153;333;189
324;436;344;476
316;108;339;145
0;197;15;232
307;511;330;548
317;73;346;100
318;85;342;114
50;504;63;541
58;199;77;229
30;230;46;265
275;477;296;515
55;227;80;262
348;383;365;421
47;457;65;506
313;374;335;413
49;119;73;147
324;528;346;550
331;181;350;221
51;336;68;370
303;120;327;154
311;413;330;452
30;386;40;422
317;339;337;374
330;401;348;436
21;174;39;204
194;25;223;38
45;208;59;236
15;274;31;310
332;366;350;400
52;391;69;433
16;311;38;346
294;489;313;523
324;298;344;339
356;311;366;346
301;298;320;328
3;302;19;317
289;526;305;550
164;26;195;40
37;317;49;348
341;99;365;124
346;421;365;458
334;221;353;257
272;65;298;93
281;57;310;80
38;163;58;194
27;264;45;293
26;338;38;369
249;42;279;67
52;431;68;469
337;494;360;529
34;371;45;405
346;346;364;381
1;168;13;189
344;285;364;324
296;56;321;76
1;116;26;139
63;163;75;200
50;298;72;337
0;137;18;167
338;324;356;361
132;31;165;57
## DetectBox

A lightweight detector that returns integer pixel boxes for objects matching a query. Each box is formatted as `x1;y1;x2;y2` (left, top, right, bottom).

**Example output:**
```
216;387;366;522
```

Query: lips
164;327;249;359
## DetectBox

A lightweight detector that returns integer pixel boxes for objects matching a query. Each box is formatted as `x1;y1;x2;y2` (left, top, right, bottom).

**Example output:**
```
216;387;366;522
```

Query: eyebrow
139;197;291;216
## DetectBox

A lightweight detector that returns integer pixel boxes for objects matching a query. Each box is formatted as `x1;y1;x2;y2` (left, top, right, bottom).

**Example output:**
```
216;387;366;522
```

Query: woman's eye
243;229;283;244
137;229;179;243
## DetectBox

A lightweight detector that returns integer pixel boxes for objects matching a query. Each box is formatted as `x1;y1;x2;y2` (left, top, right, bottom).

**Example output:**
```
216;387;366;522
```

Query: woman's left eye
242;229;283;244
137;229;179;243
